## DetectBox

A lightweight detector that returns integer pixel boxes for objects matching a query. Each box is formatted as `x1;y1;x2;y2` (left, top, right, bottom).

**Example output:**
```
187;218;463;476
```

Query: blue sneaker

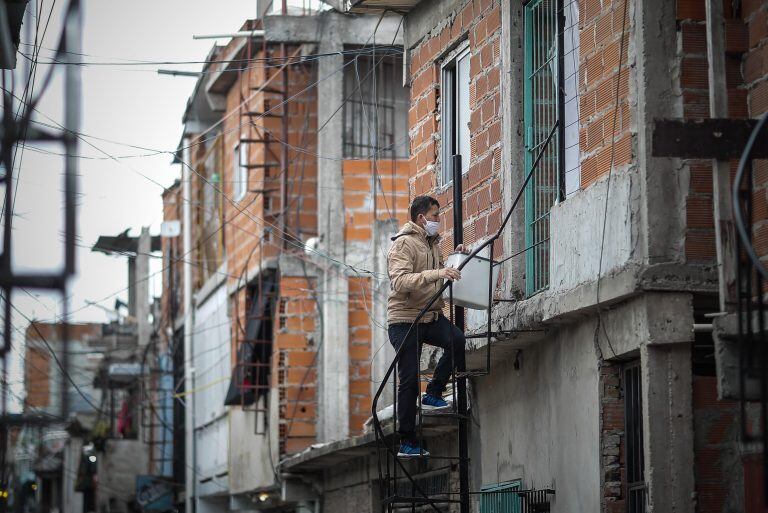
397;441;429;458
421;393;449;409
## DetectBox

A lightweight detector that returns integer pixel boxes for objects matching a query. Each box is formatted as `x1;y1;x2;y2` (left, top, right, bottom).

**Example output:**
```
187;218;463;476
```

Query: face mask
424;220;440;237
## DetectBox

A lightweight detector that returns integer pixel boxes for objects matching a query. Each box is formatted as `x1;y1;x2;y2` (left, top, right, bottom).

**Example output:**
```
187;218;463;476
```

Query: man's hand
439;267;461;281
455;244;469;254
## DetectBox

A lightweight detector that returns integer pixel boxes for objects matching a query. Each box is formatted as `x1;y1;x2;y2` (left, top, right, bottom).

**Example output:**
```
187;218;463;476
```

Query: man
387;195;466;457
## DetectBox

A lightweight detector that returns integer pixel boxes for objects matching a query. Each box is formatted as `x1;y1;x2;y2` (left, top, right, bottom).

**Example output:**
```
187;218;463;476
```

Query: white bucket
442;248;500;310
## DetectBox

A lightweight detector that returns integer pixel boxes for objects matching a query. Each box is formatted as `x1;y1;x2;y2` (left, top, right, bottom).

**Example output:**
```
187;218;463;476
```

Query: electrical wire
593;0;630;361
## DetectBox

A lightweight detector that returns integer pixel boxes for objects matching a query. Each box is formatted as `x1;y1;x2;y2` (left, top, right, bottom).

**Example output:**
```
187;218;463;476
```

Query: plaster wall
227;389;279;494
474;317;601;512
323;457;373;513
549;167;641;294
97;439;149;513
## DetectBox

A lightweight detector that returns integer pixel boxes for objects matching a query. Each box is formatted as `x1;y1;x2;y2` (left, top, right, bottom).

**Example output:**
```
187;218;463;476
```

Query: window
523;0;579;295
441;46;471;185
343;54;409;159
225;273;276;435
623;361;645;513
233;142;248;201
480;481;521;513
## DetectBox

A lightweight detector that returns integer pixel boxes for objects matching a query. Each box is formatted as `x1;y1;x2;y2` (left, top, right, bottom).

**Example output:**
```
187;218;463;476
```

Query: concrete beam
263;12;404;46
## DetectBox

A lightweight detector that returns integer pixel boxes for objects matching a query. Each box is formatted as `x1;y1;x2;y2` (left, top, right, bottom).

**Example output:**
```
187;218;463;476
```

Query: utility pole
182;139;196;513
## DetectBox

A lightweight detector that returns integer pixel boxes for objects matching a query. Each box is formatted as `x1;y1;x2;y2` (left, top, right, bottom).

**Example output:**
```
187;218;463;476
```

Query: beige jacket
387;221;445;325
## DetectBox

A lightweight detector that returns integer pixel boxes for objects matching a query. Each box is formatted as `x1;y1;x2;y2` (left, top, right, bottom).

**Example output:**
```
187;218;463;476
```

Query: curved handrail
733;111;768;281
371;123;559;510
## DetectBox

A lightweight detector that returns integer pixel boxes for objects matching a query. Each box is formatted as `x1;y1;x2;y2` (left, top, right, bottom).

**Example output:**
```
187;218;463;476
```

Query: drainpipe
182;137;196;512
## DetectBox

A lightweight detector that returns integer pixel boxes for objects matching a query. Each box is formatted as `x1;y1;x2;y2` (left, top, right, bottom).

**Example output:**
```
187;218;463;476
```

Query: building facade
280;0;768;512
162;3;412;511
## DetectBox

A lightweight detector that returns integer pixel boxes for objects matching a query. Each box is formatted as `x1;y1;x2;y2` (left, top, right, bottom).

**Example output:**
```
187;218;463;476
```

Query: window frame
523;0;566;296
440;43;471;187
623;360;646;513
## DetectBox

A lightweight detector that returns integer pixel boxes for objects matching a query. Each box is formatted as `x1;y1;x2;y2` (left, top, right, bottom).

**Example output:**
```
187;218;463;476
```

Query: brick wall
692;375;742;513
221;44;318;288
678;0;750;262
24;345;50;408
178;33;411;457
408;0;503;256
599;364;626;513
348;276;373;433
744;0;768;263
23;322;101;409
276;275;318;455
579;0;634;189
343;159;410;239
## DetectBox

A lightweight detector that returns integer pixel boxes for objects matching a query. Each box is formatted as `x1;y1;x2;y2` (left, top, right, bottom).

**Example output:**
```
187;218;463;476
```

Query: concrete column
634;0;687;264
181;139;196;513
641;343;695;513
372;219;398;406
640;293;695;513
136;226;151;347
317;13;349;442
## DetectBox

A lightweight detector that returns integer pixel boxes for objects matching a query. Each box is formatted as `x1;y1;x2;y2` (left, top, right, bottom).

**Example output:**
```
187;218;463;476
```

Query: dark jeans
388;314;466;440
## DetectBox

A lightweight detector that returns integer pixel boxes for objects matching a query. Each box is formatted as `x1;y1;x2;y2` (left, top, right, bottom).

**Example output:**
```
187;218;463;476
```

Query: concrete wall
474;317;601;511
549;167;641;293
62;437;84;513
227;389;279;494
323;457;374;513
97;440;149;513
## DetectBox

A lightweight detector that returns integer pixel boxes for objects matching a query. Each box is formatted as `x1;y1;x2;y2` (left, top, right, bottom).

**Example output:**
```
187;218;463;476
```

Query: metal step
455;369;489;378
420;410;468;420
243;162;280;169
244;111;282;118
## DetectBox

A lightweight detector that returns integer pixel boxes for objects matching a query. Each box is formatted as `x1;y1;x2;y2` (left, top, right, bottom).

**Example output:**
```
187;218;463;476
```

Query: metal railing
732;111;768;503
372;122;559;512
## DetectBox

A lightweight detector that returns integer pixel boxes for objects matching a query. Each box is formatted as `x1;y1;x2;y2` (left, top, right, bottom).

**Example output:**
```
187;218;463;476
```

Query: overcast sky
5;0;261;408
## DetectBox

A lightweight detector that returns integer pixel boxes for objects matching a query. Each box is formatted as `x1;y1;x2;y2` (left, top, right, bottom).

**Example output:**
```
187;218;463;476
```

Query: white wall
192;284;231;494
227;389;279;494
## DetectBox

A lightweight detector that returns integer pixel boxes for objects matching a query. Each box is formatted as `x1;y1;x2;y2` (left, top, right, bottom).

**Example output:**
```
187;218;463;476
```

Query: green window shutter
480;481;522;513
523;0;560;297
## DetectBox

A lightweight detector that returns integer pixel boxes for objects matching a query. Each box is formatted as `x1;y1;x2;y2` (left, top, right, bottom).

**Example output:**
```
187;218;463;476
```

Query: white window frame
233;142;248;201
441;44;471;186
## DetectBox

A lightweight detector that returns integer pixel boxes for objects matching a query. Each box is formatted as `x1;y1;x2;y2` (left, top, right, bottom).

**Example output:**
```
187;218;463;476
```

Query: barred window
343;53;409;159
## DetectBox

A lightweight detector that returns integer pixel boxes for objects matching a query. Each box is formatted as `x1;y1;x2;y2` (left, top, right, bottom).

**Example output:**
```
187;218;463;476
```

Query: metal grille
480;481;521;513
394;470;450;499
524;0;561;296
517;488;554;513
623;362;645;513
343;54;408;159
